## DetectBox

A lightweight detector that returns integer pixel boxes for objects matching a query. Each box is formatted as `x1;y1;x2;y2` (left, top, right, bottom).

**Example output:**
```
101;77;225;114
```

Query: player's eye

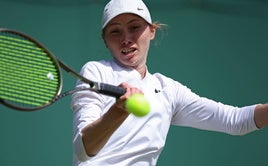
129;25;141;33
109;28;121;35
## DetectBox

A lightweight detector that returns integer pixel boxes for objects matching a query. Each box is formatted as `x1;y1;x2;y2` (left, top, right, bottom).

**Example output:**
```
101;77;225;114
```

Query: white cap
102;0;152;29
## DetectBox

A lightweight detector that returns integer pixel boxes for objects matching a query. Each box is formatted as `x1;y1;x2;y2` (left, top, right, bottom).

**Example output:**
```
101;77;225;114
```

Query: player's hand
114;82;143;111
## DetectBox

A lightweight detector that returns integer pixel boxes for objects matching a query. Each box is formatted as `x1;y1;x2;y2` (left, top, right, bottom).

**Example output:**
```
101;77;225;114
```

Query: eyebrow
107;18;143;28
127;18;143;24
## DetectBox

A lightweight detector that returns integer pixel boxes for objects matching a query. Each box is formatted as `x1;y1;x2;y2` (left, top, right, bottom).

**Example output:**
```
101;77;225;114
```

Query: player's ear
103;39;108;48
149;25;156;40
102;32;108;48
102;37;109;48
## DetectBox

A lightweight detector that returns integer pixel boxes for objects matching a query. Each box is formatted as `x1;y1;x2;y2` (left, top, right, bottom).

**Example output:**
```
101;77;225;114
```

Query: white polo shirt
71;60;257;166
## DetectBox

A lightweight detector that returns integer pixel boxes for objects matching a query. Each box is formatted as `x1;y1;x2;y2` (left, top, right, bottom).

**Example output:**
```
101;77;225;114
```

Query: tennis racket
0;28;126;111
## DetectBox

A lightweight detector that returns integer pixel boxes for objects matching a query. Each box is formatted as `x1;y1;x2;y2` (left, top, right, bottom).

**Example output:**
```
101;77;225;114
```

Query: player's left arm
254;103;268;128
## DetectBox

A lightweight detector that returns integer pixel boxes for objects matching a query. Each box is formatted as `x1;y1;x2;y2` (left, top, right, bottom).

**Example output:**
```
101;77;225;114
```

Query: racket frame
0;28;63;111
0;28;126;111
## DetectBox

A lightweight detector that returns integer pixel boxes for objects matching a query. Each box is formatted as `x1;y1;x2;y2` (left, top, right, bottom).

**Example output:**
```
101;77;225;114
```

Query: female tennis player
71;0;268;165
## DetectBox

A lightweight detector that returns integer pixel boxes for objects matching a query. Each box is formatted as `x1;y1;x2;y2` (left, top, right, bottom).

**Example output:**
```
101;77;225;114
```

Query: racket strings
0;31;61;108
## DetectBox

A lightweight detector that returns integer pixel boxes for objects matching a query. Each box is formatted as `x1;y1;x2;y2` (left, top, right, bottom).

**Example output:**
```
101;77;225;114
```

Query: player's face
103;14;155;69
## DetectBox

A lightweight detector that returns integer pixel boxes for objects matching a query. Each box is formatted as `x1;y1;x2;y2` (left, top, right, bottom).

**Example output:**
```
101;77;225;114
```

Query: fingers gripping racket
0;28;126;111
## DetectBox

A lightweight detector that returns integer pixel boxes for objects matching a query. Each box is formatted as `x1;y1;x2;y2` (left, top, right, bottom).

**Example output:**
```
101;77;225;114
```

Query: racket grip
98;83;126;98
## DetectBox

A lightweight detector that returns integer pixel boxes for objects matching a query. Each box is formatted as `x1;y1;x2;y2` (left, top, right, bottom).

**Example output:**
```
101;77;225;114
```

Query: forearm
81;103;129;157
254;103;268;128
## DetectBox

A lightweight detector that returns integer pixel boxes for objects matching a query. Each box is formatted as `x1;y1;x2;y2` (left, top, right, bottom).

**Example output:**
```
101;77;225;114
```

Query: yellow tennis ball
126;94;150;117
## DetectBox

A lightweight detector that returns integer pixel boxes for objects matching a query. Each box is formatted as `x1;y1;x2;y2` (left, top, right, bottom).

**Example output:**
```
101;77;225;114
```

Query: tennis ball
47;72;54;80
125;94;150;117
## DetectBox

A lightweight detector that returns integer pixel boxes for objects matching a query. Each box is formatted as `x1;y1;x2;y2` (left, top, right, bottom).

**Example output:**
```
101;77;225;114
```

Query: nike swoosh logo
154;89;161;93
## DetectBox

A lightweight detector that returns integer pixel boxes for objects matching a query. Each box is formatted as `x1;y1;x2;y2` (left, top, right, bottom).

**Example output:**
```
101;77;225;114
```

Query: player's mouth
121;48;136;55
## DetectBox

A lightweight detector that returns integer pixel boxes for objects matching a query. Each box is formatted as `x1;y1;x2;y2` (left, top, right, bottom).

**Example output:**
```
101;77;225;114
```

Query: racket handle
98;83;126;98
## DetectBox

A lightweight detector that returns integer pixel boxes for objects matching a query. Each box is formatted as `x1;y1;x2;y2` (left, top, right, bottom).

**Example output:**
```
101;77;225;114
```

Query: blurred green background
0;0;268;165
